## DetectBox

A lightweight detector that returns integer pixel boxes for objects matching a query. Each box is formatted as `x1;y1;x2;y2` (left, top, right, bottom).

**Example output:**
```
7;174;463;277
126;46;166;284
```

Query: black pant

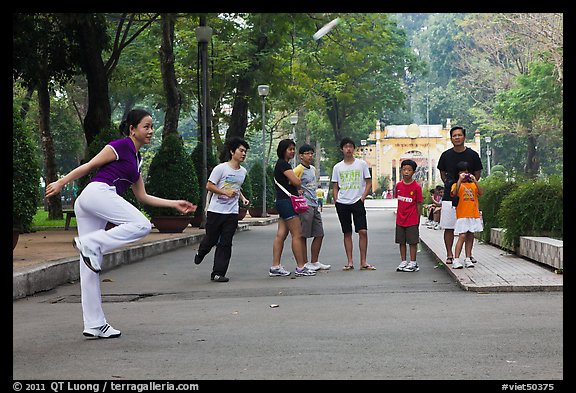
197;211;239;277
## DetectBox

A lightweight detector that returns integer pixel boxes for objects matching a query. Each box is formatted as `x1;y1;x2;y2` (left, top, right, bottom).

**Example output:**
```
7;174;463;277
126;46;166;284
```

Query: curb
13;221;266;300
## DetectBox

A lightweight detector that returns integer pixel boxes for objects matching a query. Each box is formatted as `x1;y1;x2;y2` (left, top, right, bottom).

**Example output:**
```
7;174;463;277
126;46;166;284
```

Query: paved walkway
13;201;562;299
418;217;563;292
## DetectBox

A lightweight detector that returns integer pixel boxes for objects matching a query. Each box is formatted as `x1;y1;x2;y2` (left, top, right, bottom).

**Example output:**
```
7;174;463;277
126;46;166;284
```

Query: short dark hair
220;136;249;162
401;159;417;171
298;143;315;154
449;126;466;137
277;139;295;159
227;136;249;153
339;137;355;149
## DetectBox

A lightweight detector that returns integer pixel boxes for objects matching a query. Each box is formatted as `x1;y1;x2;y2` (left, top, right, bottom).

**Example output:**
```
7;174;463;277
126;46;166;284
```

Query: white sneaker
73;237;101;273
306;261;331;270
269;265;291;277
402;261;420;272
83;323;121;338
304;262;320;271
464;257;474;268
396;261;408;271
452;258;463;269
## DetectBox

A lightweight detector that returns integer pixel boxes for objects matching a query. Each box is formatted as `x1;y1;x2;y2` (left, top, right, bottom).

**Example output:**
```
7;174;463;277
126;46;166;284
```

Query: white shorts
454;217;484;235
439;201;456;229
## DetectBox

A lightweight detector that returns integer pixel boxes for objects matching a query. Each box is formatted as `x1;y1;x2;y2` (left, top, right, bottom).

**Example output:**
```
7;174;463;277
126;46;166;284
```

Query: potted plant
190;141;218;227
13;107;41;249
144;133;200;233
247;161;275;217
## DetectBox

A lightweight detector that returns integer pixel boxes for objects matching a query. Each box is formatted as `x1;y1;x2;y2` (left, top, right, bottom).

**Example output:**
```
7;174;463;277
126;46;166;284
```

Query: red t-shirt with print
395;180;423;227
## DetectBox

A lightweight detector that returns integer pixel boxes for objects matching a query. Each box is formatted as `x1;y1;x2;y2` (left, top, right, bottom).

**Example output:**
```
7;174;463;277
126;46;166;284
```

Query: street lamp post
290;113;298;164
258;85;270;217
195;21;213;228
485;136;492;176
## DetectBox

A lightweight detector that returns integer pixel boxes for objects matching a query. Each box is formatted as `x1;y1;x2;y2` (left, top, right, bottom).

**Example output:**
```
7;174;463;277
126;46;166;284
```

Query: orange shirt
450;181;480;219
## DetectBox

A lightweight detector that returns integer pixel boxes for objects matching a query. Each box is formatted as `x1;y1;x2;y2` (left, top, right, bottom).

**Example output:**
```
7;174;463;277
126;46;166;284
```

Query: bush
497;176;563;248
478;176;518;242
266;165;276;206
241;171;253;207
190;142;218;218
144;133;200;217
13;107;41;233
248;161;275;210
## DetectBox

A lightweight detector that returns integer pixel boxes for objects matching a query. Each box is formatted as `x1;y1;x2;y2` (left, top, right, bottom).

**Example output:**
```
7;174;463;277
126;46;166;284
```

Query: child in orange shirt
450;161;483;269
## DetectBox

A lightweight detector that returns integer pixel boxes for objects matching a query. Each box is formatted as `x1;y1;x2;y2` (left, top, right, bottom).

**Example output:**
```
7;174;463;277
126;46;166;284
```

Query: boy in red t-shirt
394;159;424;272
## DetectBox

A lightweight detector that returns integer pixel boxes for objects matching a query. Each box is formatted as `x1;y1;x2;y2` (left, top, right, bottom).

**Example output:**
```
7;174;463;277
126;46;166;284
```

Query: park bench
63;209;75;230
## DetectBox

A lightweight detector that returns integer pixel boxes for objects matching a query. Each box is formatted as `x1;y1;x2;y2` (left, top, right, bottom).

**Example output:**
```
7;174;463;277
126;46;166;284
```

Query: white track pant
74;182;152;329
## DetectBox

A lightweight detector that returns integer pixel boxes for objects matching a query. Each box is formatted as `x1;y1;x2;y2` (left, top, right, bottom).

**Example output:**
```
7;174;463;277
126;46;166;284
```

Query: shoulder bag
273;178;309;214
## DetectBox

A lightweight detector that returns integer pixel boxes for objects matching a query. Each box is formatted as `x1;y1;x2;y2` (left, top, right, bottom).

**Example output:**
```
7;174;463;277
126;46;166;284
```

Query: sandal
342;265;354;271
445;257;454;264
360;264;376;270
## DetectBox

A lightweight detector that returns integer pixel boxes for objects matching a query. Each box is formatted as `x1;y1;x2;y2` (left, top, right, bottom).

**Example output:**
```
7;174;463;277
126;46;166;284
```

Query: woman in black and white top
269;139;316;277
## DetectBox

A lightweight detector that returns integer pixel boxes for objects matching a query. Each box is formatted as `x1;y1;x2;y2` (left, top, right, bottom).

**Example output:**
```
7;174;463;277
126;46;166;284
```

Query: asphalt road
12;207;563;382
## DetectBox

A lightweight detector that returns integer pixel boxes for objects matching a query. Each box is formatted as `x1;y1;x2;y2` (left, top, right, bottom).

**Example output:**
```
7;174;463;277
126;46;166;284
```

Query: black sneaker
194;253;203;265
211;275;229;282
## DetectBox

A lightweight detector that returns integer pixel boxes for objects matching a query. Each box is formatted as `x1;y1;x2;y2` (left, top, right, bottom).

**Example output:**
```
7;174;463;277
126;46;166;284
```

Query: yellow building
355;119;481;193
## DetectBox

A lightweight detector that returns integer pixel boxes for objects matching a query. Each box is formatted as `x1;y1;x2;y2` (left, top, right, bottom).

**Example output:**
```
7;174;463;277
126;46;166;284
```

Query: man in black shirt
436;126;483;265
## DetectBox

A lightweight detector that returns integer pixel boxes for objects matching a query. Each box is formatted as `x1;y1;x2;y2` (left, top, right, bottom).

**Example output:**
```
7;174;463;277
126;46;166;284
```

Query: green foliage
241;171;253;207
144;133;199;217
13;107;41;233
190;142;218;217
265;165;276;208
248;162;275;209
477;177;518;242
496;176;563;248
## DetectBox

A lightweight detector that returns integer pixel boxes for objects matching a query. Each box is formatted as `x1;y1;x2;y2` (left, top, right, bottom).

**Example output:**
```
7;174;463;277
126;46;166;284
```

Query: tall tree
61;13;160;146
494;61;562;177
159;13;181;138
13;13;81;219
298;13;421;145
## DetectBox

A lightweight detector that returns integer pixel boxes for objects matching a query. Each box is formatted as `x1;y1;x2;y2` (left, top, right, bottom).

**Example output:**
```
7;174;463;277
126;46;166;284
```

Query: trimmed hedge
478;175;562;248
144;133;200;217
497;175;563;248
13;107;41;233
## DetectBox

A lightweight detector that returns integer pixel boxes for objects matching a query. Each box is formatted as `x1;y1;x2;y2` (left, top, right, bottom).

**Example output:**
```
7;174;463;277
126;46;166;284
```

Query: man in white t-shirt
194;137;250;282
331;137;376;271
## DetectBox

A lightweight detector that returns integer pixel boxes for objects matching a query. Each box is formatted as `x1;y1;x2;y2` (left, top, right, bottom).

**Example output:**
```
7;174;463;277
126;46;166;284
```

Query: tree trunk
159;13;181;139
76;19;112;147
326;96;344;146
525;132;540;178
37;77;63;219
226;75;251;140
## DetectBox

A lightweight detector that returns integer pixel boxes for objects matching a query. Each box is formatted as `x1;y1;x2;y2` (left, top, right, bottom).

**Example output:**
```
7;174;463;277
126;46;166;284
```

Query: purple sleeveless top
90;137;142;195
